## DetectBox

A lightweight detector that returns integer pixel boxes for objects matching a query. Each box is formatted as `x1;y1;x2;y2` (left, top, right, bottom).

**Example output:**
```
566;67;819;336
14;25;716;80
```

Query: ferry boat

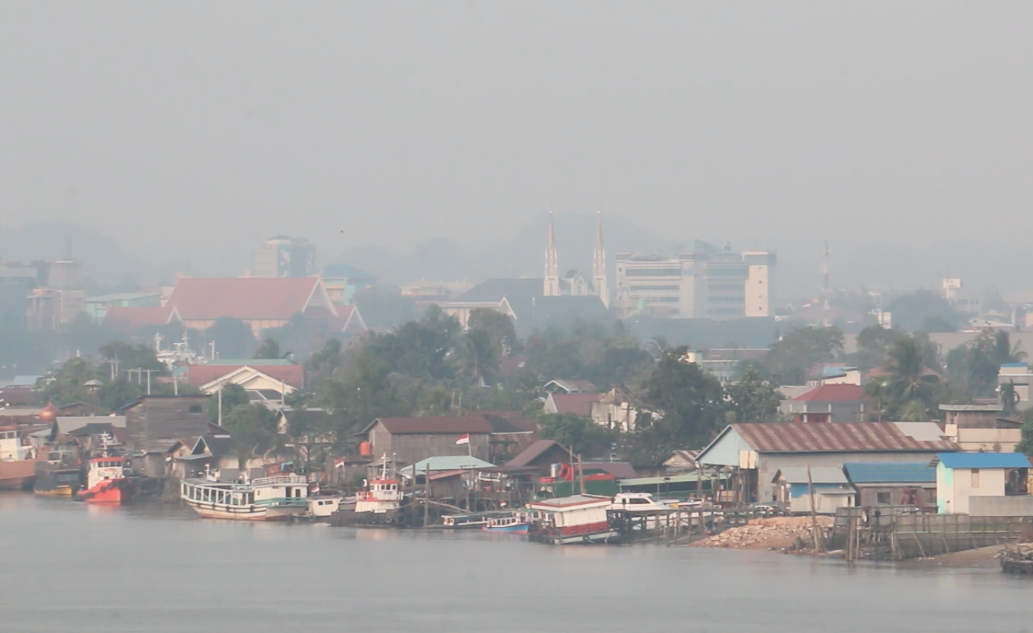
180;474;309;521
0;426;39;490
528;495;618;545
482;514;529;533
74;456;131;503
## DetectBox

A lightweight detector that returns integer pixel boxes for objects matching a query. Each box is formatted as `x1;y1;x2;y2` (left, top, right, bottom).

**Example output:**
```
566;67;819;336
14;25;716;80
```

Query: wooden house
843;462;937;508
121;396;210;452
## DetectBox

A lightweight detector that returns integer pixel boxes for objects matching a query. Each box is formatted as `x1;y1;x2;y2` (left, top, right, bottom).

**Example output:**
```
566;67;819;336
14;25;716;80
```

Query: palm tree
456;329;500;387
993;331;1026;365
1001;381;1020;417
885;337;941;419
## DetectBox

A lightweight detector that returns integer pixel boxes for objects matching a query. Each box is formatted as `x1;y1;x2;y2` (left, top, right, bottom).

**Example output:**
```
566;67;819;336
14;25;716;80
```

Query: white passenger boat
180;474;309;521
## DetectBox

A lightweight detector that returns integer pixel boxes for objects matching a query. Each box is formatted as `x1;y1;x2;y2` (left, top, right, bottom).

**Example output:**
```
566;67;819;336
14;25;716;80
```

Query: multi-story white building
614;247;774;320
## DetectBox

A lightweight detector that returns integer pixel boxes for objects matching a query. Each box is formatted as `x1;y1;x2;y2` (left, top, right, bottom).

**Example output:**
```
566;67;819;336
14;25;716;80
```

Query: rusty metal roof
729;422;957;454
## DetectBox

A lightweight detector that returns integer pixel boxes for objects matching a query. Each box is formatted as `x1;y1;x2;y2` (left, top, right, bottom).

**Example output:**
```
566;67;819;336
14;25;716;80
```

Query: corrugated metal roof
843;462;936;484
773;467;849;485
502;440;565;469
619;472;730;487
546;393;602;417
728;422;957;454
399;455;495;476
936;452;1031;469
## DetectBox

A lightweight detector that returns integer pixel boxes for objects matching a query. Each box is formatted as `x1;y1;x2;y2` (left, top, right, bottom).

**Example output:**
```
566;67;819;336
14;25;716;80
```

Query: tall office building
614;246;774;320
253;236;317;278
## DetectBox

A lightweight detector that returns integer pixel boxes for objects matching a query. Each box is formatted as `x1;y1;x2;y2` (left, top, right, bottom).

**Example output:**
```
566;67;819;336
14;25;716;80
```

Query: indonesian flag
455;434;470;445
334;458;345;469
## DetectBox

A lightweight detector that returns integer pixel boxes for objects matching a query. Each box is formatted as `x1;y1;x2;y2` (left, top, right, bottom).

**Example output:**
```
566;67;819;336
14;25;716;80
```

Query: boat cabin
86;456;125;490
0;427;33;461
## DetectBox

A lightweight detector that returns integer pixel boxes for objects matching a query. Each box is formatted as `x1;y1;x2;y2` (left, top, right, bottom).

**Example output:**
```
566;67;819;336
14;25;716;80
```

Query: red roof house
186;364;305;392
543;393;603;417
165;277;336;336
779;384;871;424
102;306;180;331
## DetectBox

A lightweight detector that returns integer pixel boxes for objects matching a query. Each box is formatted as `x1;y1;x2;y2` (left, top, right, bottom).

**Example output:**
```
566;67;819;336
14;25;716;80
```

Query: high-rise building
593;212;609;308
614;246;774;320
543;214;560;297
253;236;316;278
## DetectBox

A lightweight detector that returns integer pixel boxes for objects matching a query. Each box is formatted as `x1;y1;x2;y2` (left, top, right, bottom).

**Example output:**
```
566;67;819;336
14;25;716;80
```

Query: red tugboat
74;456;131;504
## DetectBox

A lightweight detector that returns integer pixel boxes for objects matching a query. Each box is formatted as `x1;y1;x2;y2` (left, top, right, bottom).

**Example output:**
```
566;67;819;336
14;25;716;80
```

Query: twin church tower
543;212;609;308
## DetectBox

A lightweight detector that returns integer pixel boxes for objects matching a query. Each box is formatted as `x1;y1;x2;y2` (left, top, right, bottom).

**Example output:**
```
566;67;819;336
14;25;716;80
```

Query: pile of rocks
691;516;834;550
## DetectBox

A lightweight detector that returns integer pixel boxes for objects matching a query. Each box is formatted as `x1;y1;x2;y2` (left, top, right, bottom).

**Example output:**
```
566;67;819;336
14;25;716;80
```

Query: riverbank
689;516;835;551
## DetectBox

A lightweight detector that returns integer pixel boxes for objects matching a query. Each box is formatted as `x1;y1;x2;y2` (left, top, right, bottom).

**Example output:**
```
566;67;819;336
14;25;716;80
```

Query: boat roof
528;494;611;509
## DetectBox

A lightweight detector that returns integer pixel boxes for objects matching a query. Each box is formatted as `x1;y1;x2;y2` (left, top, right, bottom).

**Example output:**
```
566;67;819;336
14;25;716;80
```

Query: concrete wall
938;465;1006;514
856;485;936;507
969;495;1033;517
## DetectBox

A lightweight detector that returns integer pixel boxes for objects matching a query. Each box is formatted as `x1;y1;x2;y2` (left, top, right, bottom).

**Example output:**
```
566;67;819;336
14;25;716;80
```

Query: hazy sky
2;2;1032;294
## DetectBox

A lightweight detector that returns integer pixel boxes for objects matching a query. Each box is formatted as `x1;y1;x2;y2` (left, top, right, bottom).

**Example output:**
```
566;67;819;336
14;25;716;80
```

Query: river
1;493;1031;633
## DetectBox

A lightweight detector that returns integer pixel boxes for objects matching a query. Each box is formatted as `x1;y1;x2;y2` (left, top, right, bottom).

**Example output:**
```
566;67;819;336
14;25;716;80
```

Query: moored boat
180;474;309;521
528;495;618;545
0;426;40;491
483;514;529;533
74;457;131;503
34;465;83;496
329;477;407;526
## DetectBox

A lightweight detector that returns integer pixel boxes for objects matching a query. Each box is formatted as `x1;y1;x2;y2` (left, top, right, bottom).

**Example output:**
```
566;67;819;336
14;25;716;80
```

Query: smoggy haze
1;2;1032;297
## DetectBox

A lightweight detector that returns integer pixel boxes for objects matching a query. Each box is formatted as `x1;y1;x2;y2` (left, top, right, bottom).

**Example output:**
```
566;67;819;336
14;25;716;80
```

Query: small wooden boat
482;515;529;533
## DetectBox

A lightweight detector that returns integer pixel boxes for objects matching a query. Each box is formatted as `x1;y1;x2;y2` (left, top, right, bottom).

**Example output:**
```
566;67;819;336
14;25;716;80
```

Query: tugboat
74;456;132;504
329;456;409;527
34;464;83;496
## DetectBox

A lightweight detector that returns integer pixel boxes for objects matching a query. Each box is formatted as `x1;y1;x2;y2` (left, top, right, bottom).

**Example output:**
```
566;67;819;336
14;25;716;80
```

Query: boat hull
35;485;75;497
0;459;37;490
75;479;130;504
187;502;269;521
529;520;617;545
329;508;412;527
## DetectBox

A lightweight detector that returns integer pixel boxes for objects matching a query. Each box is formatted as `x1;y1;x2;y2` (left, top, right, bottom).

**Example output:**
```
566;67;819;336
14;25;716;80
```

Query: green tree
887;289;961;332
852;325;907;373
866;336;944;420
765;326;844;385
313;351;407;438
208;383;251;424
99;341;167;375
222;403;282;468
205;318;256;359
97;377;142;412
253;338;283;360
456;328;501;386
353;286;419;329
39;357;103;406
467;308;520;355
627;347;726;465
726;366;783;423
537;413;614;456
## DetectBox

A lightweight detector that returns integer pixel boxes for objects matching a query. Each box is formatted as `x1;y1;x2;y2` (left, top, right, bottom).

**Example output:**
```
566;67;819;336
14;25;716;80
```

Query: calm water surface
1;493;1031;633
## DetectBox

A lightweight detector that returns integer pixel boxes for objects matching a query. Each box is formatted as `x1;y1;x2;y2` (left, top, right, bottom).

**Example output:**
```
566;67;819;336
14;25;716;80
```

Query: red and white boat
75;456;131;504
0;426;40;490
527;495;618;545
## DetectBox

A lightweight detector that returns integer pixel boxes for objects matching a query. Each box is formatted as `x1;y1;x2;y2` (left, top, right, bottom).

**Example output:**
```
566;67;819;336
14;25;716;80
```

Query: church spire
593;212;609;308
544;212;560;297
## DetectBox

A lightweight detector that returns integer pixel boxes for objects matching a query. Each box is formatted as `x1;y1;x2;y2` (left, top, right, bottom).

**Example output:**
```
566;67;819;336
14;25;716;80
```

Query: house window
971;469;980;488
876;492;891;505
189;405;202;414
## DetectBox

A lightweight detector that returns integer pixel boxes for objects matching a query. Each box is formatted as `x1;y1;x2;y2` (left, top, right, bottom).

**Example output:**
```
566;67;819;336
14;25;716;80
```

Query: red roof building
102;306;180;331
166;277;336;336
186;364;305;391
779;384;871;424
543;393;602;417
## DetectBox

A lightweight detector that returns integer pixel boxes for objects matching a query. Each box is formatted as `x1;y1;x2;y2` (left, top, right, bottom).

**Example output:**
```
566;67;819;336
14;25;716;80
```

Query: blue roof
937;453;1031;469
843;462;936;484
322;264;376;280
1001;362;1028;368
